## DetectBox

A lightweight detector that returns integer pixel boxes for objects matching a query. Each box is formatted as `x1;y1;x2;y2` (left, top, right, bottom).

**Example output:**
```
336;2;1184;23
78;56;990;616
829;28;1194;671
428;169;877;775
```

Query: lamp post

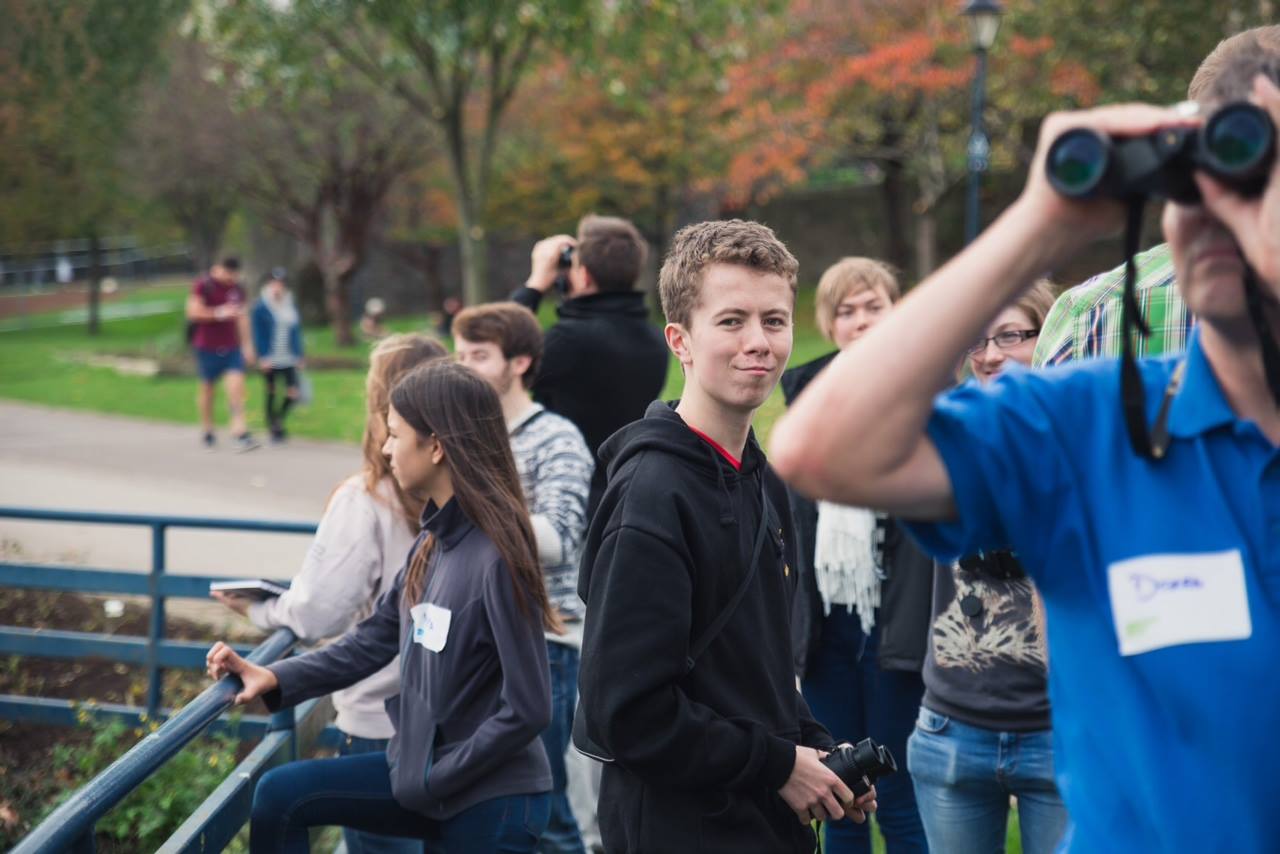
963;0;1003;244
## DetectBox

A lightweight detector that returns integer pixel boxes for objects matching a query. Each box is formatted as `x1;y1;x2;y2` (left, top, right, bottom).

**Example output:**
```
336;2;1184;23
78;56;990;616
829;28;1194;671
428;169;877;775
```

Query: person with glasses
908;281;1071;854
780;258;930;854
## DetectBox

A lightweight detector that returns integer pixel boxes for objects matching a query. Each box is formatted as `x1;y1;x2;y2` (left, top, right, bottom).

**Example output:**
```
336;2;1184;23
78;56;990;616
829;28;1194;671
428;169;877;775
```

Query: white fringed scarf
814;502;881;634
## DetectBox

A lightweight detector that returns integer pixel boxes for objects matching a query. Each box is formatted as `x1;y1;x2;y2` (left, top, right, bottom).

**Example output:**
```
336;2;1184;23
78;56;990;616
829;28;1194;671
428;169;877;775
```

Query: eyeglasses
966;329;1039;355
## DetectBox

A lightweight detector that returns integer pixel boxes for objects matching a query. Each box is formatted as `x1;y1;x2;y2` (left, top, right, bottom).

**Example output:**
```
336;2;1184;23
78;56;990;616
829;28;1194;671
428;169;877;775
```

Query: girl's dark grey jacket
264;498;553;819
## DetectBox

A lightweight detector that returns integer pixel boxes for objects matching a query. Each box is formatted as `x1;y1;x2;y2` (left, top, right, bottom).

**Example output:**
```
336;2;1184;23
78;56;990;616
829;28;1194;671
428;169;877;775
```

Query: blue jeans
801;606;928;854
537;641;586;854
250;750;550;854
339;733;425;854
907;706;1068;854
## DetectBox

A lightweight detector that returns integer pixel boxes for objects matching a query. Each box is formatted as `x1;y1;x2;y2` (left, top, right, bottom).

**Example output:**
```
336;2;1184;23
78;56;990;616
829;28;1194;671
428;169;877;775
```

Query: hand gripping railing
11;628;299;854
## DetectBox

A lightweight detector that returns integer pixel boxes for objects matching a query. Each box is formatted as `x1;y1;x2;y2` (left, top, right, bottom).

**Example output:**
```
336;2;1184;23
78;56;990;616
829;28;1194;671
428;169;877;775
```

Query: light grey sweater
249;474;417;739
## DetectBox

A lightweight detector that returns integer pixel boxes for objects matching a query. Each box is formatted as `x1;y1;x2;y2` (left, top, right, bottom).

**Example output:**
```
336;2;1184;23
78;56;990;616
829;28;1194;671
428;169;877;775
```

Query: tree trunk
191;210;230;274
87;232;103;336
914;207;938;280
456;197;488;307
322;265;355;347
879;158;911;274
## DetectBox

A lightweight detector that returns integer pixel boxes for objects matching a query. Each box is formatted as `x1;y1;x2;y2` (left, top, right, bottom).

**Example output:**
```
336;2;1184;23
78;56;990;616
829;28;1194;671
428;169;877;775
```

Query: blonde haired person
780;257;928;854
213;332;446;854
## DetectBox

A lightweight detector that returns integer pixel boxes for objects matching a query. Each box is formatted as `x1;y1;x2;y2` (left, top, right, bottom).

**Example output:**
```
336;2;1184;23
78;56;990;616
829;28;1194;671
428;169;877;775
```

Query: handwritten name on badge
1107;550;1251;656
410;602;452;653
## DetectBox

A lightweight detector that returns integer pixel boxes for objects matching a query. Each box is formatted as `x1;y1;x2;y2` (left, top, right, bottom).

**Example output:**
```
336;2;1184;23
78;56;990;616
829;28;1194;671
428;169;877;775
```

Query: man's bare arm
770;104;1198;520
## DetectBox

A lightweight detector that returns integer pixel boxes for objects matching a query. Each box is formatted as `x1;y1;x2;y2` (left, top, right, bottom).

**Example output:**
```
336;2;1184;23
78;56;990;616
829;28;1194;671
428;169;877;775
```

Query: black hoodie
511;287;670;516
577;401;833;853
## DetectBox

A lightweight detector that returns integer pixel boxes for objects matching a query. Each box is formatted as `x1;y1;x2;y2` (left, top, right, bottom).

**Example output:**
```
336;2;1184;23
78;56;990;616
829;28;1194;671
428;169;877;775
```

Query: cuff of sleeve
263;659;303;712
530;514;563;565
246;600;271;631
511;286;544;310
807;730;836;753
899;408;997;563
759;734;797;791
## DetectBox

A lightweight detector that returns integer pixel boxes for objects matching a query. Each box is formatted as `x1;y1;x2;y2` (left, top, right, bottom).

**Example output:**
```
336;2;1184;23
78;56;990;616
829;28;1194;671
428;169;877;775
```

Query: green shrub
45;708;239;852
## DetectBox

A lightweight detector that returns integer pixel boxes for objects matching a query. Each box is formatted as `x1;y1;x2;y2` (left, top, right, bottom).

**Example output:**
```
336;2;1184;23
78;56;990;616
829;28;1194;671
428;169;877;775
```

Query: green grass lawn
0;282;834;445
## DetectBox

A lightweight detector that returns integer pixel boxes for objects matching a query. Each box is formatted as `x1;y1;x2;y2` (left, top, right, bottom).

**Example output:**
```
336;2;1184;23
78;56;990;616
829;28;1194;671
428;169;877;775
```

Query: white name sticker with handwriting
1107;550;1251;656
410;602;452;653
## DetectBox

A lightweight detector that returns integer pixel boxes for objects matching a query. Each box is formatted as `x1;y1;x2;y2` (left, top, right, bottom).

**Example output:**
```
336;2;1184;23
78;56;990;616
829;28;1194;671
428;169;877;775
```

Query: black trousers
264;366;299;430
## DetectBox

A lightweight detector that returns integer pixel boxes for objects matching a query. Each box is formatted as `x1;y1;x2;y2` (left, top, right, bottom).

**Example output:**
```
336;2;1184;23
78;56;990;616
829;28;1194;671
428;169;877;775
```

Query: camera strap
1120;197;1157;457
1121;208;1280;459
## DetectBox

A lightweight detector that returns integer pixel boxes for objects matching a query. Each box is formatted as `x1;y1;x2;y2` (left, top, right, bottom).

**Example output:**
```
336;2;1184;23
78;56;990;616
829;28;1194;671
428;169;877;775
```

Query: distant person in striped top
252;268;305;443
453;302;594;854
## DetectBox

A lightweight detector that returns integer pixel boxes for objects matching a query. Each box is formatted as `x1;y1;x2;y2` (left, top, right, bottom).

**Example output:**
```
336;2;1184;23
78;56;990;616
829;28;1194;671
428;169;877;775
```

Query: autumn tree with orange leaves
489;1;773;266
719;0;1102;278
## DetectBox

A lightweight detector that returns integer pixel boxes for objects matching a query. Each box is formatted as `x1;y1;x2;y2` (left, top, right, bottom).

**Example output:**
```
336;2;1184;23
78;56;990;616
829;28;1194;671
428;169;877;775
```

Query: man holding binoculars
774;26;1280;853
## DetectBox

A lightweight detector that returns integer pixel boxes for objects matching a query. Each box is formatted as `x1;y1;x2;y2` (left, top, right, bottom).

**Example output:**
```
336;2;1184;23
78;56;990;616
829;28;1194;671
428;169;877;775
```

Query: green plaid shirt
1033;243;1193;367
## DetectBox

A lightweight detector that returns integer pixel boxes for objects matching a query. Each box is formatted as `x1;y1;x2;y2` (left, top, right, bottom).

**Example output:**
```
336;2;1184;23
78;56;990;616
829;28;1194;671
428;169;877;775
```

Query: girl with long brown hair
208;360;555;853
212;332;446;854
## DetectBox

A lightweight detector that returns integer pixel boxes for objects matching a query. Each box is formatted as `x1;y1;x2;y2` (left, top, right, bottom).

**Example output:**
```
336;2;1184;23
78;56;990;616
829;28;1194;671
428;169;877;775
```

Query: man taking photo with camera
512;215;669;517
773;27;1280;852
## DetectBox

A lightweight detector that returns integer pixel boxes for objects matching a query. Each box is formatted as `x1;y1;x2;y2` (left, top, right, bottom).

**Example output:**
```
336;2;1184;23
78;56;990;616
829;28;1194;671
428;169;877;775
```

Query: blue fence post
147;523;167;718
270;705;297;762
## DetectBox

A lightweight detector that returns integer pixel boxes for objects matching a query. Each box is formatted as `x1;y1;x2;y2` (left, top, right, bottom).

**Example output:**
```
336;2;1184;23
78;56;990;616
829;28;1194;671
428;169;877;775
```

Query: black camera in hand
1046;101;1275;204
821;738;897;798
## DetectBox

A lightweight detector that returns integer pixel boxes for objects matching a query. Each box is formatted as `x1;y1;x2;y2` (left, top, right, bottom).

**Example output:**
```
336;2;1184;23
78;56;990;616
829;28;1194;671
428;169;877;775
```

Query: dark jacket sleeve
263;571;403;711
510;286;544;312
290;322;304;359
426;560;552;799
797;691;835;751
251;302;271;358
579;523;797;792
876;518;934;672
530;322;573;415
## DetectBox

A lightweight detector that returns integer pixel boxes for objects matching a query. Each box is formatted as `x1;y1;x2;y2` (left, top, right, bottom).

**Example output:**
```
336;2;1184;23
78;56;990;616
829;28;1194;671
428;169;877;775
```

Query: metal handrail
10;628;299;854
0;506;316;717
0;506;316;533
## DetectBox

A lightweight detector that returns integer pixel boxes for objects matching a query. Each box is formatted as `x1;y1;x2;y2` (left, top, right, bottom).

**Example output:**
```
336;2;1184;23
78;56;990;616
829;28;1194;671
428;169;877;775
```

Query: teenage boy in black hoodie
511;215;670;517
577;220;878;853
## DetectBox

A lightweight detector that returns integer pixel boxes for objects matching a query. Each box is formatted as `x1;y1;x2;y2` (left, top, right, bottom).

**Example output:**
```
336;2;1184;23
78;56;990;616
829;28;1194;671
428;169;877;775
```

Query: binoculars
1046;101;1275;204
821;737;898;798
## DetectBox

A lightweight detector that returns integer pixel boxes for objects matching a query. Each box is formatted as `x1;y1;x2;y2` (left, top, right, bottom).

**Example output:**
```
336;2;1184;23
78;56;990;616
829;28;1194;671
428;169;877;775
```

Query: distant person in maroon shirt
186;257;259;451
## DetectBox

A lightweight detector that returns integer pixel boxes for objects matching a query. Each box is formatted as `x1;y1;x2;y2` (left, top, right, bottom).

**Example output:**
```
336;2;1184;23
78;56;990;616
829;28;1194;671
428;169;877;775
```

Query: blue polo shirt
904;330;1280;853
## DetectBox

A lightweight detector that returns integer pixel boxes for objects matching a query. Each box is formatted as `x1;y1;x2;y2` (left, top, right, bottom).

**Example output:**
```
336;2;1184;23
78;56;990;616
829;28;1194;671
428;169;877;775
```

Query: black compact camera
1046;101;1275;204
821;738;897;798
553;244;574;295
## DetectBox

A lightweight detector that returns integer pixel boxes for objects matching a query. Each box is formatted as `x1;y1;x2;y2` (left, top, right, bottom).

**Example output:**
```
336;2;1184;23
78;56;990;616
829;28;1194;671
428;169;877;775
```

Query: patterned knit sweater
509;403;594;637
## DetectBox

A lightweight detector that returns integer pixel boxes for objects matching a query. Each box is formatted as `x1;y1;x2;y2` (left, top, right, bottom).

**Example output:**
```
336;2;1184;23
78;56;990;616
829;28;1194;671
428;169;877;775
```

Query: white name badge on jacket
410;602;452;653
1107;550;1252;656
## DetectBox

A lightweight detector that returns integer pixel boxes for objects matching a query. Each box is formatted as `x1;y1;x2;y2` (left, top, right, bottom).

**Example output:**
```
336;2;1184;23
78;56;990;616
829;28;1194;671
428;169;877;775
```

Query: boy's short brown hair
1188;25;1280;107
577;214;648;292
814;257;901;342
658;219;799;328
452;302;544;389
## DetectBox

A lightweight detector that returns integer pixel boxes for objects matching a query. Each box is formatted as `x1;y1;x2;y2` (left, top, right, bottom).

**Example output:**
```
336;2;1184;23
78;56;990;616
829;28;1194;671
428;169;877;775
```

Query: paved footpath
0;401;359;624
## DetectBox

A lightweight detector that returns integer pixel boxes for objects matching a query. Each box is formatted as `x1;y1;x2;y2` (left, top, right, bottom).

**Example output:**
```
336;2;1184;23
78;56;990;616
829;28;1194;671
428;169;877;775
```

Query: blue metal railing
10;628;332;854
0;506;343;852
0;507;315;722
